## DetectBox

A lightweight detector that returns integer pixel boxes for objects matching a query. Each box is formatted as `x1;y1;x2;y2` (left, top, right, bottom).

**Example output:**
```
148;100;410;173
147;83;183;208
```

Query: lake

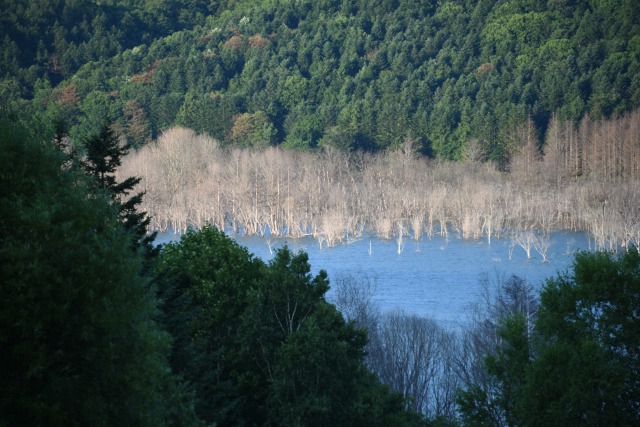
155;230;591;328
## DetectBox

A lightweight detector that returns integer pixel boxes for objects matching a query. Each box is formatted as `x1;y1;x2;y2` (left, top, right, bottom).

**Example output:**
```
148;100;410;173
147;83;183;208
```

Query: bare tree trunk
512;228;535;259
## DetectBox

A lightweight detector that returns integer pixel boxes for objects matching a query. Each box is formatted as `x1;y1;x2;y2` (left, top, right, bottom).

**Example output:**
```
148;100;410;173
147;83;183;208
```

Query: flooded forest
120;110;640;254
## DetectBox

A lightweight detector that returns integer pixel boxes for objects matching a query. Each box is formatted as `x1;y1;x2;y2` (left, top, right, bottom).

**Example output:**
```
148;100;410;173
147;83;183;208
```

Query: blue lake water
155;230;591;328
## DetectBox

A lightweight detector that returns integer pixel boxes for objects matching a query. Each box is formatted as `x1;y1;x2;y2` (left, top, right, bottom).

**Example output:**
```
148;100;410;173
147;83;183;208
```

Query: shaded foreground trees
331;276;452;422
155;226;423;426
368;311;459;420
0;118;197;425
0;115;422;425
455;274;538;427
332;253;639;426
331;273;538;425
458;250;640;426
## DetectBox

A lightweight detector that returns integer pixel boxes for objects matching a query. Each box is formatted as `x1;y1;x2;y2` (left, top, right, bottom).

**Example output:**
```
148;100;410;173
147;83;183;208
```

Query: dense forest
2;0;640;425
2;0;640;160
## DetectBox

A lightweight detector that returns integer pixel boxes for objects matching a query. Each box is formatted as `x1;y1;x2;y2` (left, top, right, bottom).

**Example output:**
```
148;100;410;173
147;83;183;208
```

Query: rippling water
156;230;591;328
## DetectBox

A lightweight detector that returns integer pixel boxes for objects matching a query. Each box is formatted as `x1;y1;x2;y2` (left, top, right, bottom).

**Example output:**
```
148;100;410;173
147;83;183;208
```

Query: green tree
151;92;184;133
456;314;531;427
82;121;157;260
521;249;640;425
123;98;152;148
155;227;423;426
242;248;375;425
459;249;640;426
72;91;116;143
0;116;197;426
456;274;537;427
155;226;264;425
228;110;275;148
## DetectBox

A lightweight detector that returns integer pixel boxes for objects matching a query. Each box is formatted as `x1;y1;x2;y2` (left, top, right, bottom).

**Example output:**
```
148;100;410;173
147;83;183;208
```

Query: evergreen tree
0;116;198;426
521;249;640;425
82;120;158;261
155;226;264;425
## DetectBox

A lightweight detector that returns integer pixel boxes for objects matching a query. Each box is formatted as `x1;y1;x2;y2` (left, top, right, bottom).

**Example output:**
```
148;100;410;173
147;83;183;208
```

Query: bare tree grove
119;111;640;252
330;275;459;420
329;272;538;421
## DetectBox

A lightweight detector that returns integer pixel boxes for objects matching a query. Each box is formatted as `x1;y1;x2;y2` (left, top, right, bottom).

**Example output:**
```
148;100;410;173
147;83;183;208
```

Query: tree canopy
81;120;157;261
155;225;423;426
3;0;639;158
457;249;640;426
0;116;197;426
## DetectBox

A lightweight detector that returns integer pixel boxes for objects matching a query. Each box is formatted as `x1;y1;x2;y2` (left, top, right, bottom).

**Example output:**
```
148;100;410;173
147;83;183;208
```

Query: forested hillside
0;0;219;87
2;2;639;424
2;0;639;160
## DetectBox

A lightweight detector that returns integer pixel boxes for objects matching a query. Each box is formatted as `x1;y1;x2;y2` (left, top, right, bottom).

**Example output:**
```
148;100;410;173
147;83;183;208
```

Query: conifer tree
82;121;158;260
0;117;198;426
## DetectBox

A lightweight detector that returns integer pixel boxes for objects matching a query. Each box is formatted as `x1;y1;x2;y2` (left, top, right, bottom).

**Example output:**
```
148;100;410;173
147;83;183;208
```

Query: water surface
156;230;590;327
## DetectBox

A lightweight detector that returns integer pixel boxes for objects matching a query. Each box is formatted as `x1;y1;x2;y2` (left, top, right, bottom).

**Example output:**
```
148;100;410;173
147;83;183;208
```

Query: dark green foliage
246;248;408;426
0;0;219;88
458;249;640;426
155;226;422;426
155;226;264;424
0;117;197;426
521;249;640;425
455;274;538;426
81;121;157;260
483;314;530;425
458;322;530;427
82;121;129;189
455;385;498;427
4;0;639;158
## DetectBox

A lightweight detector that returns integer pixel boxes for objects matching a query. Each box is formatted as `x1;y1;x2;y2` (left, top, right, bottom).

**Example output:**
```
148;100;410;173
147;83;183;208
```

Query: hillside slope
3;0;639;160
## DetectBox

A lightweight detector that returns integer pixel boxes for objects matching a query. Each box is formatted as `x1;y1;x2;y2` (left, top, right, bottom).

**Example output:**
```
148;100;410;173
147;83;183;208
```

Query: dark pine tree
82;121;158;261
0;116;199;426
